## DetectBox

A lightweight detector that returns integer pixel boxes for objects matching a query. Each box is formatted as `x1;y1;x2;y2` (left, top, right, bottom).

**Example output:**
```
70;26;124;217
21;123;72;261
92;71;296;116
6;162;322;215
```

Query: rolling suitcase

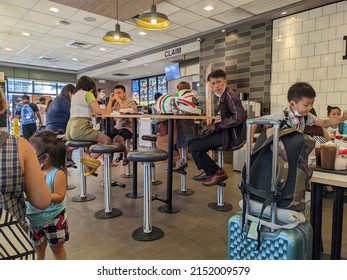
227;119;313;260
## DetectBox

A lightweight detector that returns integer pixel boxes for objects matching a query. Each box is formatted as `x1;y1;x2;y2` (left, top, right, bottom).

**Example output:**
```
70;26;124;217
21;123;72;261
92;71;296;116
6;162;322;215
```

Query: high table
310;166;347;260
104;114;220;213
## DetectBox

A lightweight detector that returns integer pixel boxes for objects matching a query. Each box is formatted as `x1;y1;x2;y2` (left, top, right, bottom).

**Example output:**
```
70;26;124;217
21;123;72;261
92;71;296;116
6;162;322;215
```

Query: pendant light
136;0;171;30
103;0;132;44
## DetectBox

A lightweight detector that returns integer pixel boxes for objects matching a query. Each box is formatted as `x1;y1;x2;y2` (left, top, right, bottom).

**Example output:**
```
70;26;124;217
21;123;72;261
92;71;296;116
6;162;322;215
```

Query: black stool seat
90;143;124;154
66;140;97;148
142;134;158;142
128;148;168;163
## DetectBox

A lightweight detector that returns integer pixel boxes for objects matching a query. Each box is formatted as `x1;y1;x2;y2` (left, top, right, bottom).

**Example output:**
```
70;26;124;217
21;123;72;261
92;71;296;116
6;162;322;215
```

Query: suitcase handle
245;119;280;228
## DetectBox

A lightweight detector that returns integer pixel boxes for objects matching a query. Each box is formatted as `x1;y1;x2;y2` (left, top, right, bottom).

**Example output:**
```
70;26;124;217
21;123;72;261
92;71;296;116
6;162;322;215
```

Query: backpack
21;103;36;125
239;127;315;213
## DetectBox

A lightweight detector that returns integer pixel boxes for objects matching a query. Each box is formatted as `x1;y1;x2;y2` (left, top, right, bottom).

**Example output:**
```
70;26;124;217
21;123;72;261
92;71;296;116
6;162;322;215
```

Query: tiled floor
45;151;347;260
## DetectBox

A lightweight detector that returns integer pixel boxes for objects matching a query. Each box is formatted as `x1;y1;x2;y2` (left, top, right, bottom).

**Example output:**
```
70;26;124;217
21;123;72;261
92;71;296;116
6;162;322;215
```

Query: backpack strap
0;131;9;148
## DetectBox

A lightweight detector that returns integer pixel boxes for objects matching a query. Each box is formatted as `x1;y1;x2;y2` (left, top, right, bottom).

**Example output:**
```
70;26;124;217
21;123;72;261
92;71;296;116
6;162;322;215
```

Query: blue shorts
29;210;69;246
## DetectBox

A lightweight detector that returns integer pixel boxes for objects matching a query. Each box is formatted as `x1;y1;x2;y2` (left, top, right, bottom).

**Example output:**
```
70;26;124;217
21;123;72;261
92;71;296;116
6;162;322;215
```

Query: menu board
139;79;148;106
157;75;167;94
148;77;157;104
131;79;140;105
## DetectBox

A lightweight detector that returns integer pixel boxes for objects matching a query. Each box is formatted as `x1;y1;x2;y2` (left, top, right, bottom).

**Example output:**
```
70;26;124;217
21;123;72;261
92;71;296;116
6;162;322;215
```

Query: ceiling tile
186;0;234;18
169;10;204;26
166;26;200;37
187;18;224;32
166;0;201;9
212;8;253;24
241;0;303;15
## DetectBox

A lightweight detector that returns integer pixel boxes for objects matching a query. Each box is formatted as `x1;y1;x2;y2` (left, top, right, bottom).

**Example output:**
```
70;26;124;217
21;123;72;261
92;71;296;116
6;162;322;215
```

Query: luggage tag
247;220;259;240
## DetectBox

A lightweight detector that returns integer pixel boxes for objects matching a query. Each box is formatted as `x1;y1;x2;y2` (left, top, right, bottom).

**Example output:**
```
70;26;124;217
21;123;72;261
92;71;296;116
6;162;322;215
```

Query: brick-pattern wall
271;1;347;118
199;21;273;115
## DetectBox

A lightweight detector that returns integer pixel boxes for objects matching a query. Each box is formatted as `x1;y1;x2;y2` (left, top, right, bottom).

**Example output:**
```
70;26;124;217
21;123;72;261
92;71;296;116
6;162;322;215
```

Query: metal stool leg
174;148;193;196
71;147;95;202
95;153;122;219
208;150;232;211
132;162;164;241
150;140;162;185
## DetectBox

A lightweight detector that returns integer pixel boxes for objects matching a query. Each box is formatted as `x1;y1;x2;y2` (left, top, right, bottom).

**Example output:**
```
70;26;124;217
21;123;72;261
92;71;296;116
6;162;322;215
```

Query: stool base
132;226;164;241
125;192;143;199
66;184;76;190
208;202;233;212
174;189;194;196
158;204;181;214
95;208;122;219
71;194;96;202
120;174;132;178
152;180;162;186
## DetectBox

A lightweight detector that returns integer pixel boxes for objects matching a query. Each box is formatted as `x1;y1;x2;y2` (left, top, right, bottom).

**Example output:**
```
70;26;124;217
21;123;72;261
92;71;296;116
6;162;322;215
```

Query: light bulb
114;35;120;40
151;18;157;24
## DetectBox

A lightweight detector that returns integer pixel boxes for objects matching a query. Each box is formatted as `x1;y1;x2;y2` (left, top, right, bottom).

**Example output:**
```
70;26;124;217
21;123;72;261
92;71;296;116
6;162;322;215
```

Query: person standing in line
111;85;138;166
37;97;47;129
189;69;247;186
15;94;42;140
26;130;69;260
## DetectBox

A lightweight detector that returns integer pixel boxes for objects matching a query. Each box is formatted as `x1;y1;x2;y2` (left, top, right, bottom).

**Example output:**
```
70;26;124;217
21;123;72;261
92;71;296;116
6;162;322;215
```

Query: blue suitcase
227;119;313;260
227;212;312;260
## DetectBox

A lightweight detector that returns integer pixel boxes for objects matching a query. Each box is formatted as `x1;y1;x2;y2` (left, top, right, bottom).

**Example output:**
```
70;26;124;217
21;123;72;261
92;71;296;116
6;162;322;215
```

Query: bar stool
66;140;97;202
120;138;132;178
128;148;168;241
141;134;162;185
90;144;125;219
208;147;233;212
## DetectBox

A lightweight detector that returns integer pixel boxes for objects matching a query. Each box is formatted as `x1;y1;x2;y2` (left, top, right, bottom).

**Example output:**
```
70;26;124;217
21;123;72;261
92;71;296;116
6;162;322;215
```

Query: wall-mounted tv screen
164;63;181;81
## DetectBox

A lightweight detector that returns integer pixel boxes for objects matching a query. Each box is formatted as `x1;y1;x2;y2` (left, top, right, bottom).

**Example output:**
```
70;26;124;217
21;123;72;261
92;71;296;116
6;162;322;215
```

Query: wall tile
337;1;347;12
295;33;309;46
295;57;308;70
321;53;336;66
309;30;322;44
329;12;344;27
314;91;327;105
278;48;289;60
296;11;309;22
322;27;337;41
326;91;341;105
302;44;315;57
290;46;302;59
328;39;344;53
308;56;321;68
320;79;335;92
278;72;289;83
342;65;347;77
301;69;314;81
290;22;303;35
335;78;347;91
314;67;328;80
315;41;329;55
336;24;347;37
316;15;329;29
323;3;337;15
335;51;345;65
303;19;316;32
328;65;342;79
288;70;301;82
309;7;323;19
283;59;296;71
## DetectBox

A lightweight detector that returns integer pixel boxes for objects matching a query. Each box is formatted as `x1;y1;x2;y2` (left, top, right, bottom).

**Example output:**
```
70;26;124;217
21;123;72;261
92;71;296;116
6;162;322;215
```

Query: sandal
81;157;101;176
122;157;130;166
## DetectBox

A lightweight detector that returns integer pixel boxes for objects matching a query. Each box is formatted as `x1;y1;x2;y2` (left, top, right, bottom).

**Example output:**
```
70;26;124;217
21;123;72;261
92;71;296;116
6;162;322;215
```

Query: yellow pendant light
103;0;132;44
136;1;171;30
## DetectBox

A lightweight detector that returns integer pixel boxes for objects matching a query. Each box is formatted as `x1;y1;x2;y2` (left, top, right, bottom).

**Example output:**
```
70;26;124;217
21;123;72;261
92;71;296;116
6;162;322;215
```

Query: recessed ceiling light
120;59;129;63
144;63;148;66
84;17;96;22
49;7;60;13
139;31;146;36
204;6;214;11
72;58;78;61
281;11;287;15
22;32;30;36
53;65;59;68
100;47;106;51
5;48;12;51
221;29;226;33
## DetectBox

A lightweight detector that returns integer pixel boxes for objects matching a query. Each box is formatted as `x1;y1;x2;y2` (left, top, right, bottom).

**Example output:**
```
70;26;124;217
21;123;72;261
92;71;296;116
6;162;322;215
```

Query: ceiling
0;0;342;81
